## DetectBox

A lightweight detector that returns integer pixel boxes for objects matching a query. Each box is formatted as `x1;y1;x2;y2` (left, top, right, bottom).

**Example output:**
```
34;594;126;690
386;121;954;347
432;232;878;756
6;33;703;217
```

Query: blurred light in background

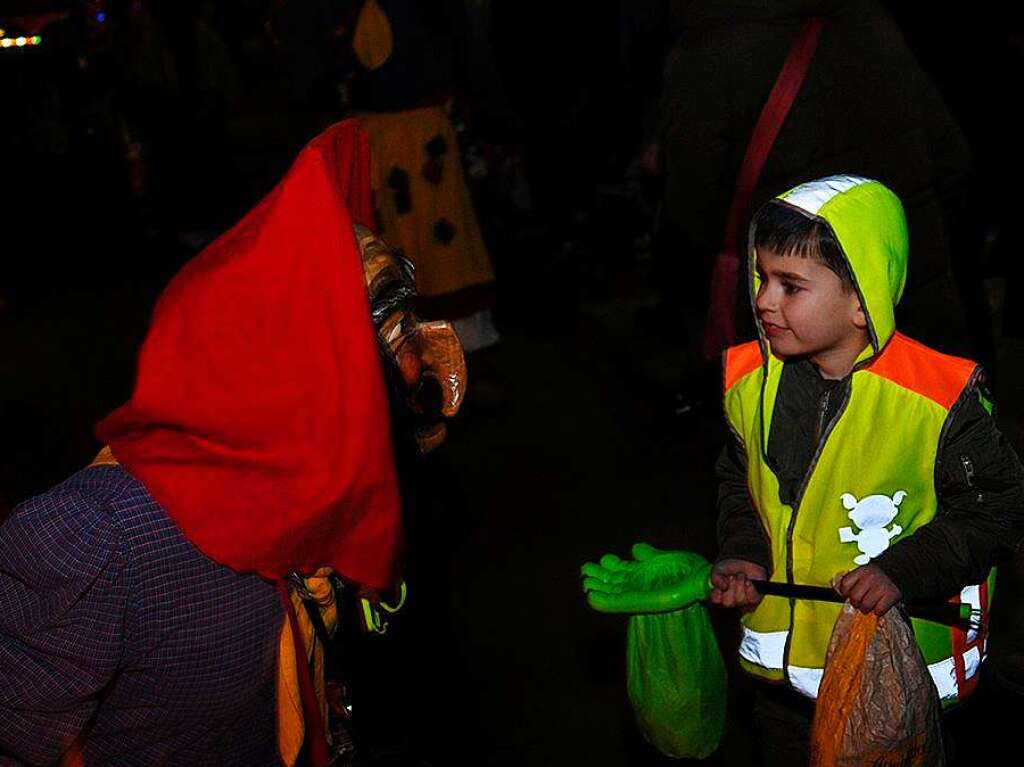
0;36;42;48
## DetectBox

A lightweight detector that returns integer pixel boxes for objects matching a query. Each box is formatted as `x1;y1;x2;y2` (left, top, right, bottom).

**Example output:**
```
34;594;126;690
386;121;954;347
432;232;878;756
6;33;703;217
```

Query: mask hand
581;544;713;615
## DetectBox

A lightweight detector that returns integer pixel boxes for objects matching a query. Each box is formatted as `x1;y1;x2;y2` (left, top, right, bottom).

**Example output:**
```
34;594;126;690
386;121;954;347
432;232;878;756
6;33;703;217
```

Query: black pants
751;683;814;767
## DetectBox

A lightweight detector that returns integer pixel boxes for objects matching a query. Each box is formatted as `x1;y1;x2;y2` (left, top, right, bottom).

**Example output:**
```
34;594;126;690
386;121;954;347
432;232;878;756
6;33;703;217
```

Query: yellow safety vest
724;333;993;707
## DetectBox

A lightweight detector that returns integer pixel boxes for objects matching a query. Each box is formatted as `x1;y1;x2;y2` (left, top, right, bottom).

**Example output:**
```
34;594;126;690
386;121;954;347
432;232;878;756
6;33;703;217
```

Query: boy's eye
782;282;802;295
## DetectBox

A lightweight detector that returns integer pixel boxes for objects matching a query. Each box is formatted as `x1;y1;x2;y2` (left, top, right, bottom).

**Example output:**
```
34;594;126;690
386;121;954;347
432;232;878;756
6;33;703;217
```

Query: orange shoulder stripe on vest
864;333;977;410
724;341;763;391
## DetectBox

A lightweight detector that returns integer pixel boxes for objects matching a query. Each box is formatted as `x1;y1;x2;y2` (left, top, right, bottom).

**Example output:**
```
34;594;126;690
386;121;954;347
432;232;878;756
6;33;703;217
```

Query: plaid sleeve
0;486;127;765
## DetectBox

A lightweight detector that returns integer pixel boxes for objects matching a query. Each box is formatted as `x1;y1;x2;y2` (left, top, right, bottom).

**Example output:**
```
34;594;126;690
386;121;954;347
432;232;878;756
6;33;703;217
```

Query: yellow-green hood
750;175;909;357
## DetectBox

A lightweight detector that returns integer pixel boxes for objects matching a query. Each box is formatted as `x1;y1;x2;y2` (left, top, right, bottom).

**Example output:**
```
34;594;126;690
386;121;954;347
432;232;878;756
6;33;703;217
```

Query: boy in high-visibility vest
710;175;1024;764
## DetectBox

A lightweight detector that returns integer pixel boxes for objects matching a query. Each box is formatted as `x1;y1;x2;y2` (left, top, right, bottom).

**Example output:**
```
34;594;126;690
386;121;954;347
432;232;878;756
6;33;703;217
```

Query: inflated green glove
581;543;713;614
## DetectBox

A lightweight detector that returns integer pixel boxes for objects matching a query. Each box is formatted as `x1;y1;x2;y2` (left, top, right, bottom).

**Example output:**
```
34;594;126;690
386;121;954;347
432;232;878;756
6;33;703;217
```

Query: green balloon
580;543;713;614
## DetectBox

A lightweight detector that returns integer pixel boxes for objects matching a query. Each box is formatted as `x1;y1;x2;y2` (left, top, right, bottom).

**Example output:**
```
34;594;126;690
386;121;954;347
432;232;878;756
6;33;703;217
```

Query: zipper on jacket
960;454;984;503
814;389;831;444
932;366;983;504
960;455;975;487
789;385;848;571
780;380;851;687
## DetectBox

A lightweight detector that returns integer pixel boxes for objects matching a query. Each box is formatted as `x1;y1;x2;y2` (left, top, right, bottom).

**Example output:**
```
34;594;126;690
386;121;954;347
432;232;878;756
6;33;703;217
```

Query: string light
0;35;42;49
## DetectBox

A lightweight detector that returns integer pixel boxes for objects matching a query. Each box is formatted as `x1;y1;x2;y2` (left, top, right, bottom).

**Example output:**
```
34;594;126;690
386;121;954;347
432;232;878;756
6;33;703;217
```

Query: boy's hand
836;564;902;615
709;559;767;611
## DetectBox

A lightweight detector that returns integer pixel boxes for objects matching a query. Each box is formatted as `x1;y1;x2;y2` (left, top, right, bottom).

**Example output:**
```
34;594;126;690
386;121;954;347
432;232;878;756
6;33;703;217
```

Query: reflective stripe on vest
738;581;988;702
724;334;991;707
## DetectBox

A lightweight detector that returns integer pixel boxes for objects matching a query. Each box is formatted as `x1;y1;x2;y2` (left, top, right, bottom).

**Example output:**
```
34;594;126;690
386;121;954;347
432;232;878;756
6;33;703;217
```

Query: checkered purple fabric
0;465;284;766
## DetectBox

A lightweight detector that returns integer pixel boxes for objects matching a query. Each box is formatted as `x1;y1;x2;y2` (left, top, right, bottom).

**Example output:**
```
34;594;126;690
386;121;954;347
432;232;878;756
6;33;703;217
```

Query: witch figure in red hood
0;120;466;767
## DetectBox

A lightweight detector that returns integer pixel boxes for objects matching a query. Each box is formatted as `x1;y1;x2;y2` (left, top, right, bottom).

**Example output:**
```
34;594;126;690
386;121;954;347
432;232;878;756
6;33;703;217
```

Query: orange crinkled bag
810;603;944;767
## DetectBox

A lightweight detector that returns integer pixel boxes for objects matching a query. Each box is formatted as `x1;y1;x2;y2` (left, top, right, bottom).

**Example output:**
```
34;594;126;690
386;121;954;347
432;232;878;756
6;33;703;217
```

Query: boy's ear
852;298;868;330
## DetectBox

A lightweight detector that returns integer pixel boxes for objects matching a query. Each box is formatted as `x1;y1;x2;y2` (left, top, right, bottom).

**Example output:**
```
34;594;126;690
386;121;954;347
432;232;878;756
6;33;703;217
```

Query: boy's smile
754;248;869;379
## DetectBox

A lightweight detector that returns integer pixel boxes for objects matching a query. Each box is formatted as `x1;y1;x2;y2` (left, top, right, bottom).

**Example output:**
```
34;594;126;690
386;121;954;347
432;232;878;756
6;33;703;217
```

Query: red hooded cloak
97;120;401;589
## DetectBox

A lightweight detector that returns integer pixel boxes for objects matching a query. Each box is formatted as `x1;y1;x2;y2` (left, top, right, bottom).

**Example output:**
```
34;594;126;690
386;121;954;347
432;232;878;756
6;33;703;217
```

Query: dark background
1;2;1022;764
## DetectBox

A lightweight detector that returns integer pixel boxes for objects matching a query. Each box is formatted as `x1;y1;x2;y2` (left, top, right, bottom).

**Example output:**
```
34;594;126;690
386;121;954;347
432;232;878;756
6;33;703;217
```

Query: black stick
749;580;974;628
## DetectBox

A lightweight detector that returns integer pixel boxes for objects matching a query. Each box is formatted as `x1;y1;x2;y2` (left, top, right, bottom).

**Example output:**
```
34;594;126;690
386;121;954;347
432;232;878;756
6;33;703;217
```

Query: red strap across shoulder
704;18;824;360
722;18;824;252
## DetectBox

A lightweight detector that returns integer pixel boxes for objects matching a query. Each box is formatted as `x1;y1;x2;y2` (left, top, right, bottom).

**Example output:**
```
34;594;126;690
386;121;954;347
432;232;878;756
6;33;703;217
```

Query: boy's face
754;249;868;372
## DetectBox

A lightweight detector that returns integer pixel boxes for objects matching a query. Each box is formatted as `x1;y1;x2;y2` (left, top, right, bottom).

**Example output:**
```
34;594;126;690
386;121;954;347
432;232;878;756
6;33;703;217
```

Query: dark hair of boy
752;201;856;293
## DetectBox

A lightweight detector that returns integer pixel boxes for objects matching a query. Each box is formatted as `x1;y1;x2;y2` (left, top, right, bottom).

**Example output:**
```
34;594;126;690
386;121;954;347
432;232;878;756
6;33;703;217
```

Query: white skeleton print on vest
837;491;906;565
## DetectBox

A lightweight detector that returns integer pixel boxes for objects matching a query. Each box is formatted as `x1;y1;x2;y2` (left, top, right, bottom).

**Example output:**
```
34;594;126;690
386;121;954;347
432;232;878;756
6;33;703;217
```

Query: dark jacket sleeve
874;388;1024;601
0;487;127;765
716;435;773;573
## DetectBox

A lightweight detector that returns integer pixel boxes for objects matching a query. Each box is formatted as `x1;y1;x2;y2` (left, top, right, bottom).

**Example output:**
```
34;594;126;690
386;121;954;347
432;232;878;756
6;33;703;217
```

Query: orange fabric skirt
357;106;495;300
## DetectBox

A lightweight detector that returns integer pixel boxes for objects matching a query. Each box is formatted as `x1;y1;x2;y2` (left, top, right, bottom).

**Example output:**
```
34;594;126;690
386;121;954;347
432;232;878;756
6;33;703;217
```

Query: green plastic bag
582;545;726;759
628;599;726;759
